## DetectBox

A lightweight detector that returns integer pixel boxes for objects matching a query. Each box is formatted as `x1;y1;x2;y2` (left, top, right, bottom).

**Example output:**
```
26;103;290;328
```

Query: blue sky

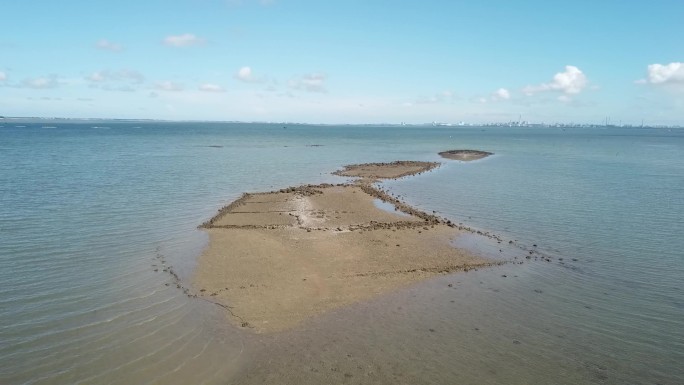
1;0;682;124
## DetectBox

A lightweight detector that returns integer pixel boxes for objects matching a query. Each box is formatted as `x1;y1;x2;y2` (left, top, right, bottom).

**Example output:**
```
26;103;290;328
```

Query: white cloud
491;88;511;101
523;65;587;95
289;73;327;92
638;62;684;86
154;81;183;91
22;76;59;89
163;33;205;47
198;83;225;92
0;71;6;81
234;66;271;84
234;66;257;83
95;39;123;52
472;88;510;104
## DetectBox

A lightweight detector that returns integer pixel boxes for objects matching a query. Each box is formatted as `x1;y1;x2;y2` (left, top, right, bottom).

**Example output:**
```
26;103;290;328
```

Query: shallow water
1;121;682;384
372;198;412;217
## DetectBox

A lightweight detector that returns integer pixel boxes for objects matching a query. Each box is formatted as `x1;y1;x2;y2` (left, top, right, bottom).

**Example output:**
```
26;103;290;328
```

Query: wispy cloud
289;73;327;93
85;69;145;92
415;90;457;104
153;81;184;92
86;69;145;84
163;33;205;47
95;39;123;52
22;75;60;89
198;83;225;92
523;65;588;96
0;71;6;81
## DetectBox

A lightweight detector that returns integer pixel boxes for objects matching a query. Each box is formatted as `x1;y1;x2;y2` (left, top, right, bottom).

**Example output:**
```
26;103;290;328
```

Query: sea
1;120;682;384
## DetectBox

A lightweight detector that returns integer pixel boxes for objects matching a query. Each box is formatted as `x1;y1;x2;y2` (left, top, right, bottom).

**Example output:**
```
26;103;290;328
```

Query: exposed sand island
332;160;440;180
194;161;493;333
439;149;493;161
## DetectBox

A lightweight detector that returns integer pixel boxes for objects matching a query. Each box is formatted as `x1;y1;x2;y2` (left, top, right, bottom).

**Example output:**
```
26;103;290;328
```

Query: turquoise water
1;121;682;384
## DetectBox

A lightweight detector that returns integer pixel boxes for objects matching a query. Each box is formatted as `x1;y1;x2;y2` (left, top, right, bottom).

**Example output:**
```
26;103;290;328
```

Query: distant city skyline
1;0;682;125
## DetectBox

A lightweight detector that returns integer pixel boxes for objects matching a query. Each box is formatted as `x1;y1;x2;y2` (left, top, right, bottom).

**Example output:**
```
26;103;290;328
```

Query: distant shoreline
2;117;681;129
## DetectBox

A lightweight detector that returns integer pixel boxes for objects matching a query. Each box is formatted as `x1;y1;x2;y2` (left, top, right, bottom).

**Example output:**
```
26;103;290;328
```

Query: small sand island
195;161;493;333
439;149;493;161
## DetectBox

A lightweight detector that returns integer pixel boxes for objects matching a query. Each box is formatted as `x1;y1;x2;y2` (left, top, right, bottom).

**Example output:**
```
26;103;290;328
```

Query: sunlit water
1;121;682;384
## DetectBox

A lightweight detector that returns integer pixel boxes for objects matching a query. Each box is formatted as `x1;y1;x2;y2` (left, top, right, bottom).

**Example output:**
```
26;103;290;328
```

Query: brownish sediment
194;161;498;333
439;150;493;161
332;160;439;180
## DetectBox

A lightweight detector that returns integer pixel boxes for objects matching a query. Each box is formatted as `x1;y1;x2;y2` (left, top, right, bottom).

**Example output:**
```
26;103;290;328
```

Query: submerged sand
194;161;493;333
439;149;493;161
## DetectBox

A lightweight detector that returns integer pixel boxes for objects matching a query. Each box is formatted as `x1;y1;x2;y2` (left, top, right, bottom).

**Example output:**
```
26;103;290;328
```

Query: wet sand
439;149;493;161
194;161;493;333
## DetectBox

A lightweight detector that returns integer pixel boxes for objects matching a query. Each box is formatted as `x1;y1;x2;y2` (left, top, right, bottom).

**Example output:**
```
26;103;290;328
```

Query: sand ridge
194;161;497;333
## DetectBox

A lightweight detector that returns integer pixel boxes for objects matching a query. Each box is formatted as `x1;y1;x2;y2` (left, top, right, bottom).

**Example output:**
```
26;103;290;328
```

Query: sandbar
439;149;493;161
194;161;492;333
332;160;439;180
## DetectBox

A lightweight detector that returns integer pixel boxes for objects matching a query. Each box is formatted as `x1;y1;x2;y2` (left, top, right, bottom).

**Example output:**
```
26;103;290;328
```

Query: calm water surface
1;121;682;384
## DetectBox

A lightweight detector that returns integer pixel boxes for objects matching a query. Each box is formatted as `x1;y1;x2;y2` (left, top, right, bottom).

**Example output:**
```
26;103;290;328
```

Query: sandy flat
439;150;493;161
194;162;492;333
333;160;439;180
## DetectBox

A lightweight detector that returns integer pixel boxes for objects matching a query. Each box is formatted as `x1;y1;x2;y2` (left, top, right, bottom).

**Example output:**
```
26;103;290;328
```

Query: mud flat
194;161;494;333
439;150;493;161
